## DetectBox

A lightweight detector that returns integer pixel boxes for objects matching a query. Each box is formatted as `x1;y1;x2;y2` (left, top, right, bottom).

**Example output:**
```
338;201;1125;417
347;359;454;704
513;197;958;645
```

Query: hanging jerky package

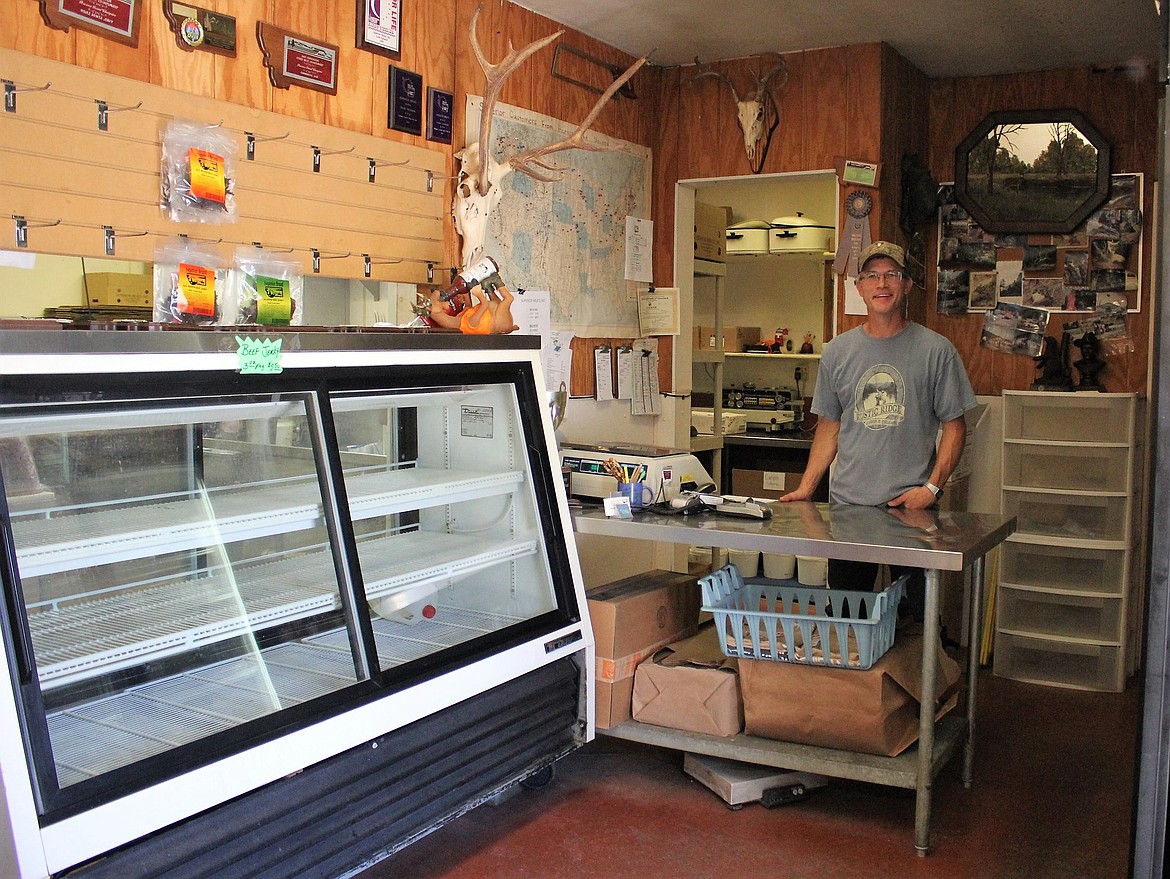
160;120;238;223
230;247;303;326
152;239;228;325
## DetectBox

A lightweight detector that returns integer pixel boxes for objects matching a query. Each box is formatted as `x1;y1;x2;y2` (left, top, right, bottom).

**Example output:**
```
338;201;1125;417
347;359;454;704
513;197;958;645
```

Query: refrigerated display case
0;328;592;879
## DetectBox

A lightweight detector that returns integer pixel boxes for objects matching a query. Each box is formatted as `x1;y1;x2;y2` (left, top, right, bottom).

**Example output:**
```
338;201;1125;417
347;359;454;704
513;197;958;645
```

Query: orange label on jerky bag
188;148;226;203
178;263;216;316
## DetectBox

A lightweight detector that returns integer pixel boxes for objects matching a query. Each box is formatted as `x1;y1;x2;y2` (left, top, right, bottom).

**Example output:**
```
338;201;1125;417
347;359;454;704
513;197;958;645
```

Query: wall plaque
356;0;402;59
257;23;338;95
388;65;422;136
426;87;453;144
162;2;237;56
36;0;143;47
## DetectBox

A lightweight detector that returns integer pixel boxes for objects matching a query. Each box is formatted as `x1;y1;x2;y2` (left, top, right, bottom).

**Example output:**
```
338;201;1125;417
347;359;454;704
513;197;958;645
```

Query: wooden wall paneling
1;1;73;61
768;50;804;173
263;6;328;122
681;61;741;179
324;0;374;135
0;48;444;281
71;11;152;81
453;0;480;146
799;48;848;174
149;3;218;99
216;0;270;110
652;67;680;288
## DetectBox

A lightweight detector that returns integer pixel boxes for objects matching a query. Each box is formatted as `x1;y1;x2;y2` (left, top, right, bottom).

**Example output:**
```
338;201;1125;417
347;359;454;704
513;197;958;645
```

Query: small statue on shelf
1031;334;1072;391
769;327;789;353
1072;331;1107;391
799;332;815;354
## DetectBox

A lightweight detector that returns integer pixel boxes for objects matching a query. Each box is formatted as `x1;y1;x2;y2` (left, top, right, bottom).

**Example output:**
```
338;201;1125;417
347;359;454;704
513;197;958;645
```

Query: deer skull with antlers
454;3;647;270
692;56;788;174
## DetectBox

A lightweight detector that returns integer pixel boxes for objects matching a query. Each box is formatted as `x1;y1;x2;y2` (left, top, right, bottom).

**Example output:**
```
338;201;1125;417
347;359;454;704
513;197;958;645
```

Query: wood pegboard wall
0;49;447;284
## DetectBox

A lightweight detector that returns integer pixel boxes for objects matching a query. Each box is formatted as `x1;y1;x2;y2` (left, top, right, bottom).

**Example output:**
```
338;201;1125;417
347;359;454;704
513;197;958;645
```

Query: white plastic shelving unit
995;390;1141;691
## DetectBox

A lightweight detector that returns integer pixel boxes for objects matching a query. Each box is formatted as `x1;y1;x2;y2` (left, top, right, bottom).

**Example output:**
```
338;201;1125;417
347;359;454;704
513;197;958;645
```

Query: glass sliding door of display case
0;369;572;819
329;383;559;673
0;394;364;806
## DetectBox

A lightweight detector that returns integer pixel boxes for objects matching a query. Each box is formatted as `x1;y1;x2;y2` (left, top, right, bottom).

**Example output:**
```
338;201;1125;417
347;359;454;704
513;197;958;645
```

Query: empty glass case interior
0;379;561;800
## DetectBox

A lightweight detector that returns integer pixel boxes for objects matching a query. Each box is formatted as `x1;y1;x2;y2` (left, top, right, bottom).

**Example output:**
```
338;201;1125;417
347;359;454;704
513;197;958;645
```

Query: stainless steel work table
572;501;1016;855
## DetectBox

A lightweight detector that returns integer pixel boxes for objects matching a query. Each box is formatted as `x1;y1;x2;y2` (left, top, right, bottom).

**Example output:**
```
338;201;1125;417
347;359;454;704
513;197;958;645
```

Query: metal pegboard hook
311;249;351;273
12;215;61;248
363;254;402;278
367;156;410;183
312;144;355;172
246;130;290;160
4;80;51;113
95;99;142;131
251;241;296;253
102;225;149;256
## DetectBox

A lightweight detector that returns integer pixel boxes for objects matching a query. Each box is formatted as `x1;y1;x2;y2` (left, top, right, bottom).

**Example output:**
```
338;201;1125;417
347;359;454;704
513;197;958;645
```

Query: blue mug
618;481;653;510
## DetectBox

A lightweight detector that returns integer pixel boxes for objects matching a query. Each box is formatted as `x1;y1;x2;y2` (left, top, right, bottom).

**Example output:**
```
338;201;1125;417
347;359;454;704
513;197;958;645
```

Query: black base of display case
63;658;583;879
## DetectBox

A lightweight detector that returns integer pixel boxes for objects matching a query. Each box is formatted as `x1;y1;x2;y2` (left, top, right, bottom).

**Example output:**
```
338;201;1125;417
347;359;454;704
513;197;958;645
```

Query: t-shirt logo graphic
853;365;906;429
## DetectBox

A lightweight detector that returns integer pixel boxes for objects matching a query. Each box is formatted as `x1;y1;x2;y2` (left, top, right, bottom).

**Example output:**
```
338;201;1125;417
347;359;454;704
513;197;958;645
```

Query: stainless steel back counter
572;502;1014;571
572;501;1016;855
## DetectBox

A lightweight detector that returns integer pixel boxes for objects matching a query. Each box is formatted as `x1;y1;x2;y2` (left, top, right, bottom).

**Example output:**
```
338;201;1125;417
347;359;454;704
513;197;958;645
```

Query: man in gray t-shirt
781;241;976;611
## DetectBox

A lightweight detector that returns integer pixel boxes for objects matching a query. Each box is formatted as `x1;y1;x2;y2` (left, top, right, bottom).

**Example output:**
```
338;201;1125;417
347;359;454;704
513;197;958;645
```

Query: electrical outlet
794;366;803;381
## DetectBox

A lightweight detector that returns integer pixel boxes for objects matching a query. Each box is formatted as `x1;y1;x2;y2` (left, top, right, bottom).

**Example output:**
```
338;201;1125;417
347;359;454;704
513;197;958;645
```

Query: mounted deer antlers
691;55;788;174
454;2;648;269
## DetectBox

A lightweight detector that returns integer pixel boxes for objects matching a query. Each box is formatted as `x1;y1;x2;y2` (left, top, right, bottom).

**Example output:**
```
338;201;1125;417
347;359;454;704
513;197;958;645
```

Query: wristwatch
925;481;943;499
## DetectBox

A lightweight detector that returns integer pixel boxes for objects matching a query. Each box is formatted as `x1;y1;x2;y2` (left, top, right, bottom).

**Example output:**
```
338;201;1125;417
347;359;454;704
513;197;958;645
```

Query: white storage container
769;213;835;253
725;219;771;254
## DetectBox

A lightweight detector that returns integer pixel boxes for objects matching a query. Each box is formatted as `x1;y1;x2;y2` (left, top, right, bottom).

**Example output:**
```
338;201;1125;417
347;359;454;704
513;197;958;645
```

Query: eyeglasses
858;270;906;283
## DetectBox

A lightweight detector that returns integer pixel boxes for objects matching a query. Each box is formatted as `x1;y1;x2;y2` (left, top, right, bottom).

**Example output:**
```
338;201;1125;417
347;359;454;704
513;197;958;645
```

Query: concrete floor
362;669;1138;879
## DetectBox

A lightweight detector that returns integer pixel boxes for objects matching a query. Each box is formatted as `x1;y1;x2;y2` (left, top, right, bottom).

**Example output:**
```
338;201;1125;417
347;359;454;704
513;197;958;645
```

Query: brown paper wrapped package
632;625;744;737
737;633;962;756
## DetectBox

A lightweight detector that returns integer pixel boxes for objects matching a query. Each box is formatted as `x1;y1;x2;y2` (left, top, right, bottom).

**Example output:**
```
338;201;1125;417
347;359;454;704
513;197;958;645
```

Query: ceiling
513;0;1162;79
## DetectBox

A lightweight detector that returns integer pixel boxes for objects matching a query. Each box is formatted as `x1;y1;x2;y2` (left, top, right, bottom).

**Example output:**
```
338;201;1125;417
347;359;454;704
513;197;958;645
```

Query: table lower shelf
599;714;968;790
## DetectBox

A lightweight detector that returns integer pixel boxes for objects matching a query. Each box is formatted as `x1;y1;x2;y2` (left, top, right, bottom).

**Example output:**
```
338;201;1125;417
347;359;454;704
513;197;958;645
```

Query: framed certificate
37;0;143;47
257;23;339;95
356;0;402;60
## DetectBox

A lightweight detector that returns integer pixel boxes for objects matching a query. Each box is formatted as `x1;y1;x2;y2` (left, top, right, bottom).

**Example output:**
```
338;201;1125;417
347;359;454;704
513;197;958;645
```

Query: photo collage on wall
936;173;1143;320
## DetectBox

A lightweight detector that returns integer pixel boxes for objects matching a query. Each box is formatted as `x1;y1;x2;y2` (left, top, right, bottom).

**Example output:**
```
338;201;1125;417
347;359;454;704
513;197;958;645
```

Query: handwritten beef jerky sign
37;0;143;47
256;23;338;96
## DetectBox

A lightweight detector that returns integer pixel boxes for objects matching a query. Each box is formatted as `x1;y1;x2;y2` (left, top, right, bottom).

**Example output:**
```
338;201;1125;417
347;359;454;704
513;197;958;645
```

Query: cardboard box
694;326;761;352
694;201;728;262
732;468;802;500
588;570;701;729
691;408;748;436
84;272;152;308
632;624;743;737
737;633;962;756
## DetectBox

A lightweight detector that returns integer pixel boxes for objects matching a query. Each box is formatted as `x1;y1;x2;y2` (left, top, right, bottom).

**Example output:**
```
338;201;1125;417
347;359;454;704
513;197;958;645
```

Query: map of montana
464;97;651;332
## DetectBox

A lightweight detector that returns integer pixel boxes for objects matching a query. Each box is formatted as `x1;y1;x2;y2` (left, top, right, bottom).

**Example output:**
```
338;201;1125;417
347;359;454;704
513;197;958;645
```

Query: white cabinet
995;391;1140;691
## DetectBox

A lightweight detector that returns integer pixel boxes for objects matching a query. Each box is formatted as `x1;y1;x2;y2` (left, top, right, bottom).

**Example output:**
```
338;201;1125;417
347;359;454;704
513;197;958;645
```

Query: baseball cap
859;240;906;270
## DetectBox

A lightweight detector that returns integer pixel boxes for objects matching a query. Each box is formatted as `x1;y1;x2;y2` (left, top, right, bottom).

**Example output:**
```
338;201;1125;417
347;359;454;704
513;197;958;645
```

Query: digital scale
560;441;715;501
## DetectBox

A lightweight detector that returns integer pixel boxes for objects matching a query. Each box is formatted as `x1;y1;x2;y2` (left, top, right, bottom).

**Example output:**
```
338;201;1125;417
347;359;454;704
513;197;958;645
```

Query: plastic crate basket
699;564;906;670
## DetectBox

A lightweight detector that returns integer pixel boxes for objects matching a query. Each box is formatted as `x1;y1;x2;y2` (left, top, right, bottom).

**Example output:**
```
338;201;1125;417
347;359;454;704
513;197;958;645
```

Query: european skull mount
690;55;788;174
453;2;648;270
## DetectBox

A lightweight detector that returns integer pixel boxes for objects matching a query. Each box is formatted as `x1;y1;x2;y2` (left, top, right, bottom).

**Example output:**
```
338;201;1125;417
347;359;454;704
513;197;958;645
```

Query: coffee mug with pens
604;457;652;510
